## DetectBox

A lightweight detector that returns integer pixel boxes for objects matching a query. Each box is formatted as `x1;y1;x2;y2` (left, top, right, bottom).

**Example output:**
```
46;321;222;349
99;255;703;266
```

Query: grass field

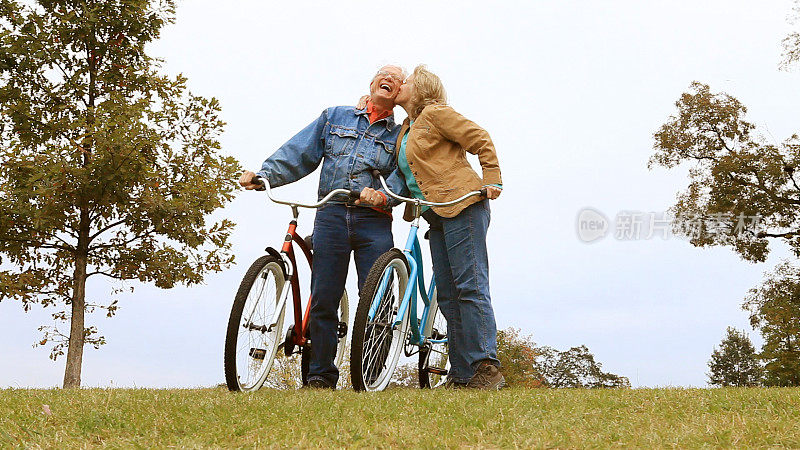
1;387;799;448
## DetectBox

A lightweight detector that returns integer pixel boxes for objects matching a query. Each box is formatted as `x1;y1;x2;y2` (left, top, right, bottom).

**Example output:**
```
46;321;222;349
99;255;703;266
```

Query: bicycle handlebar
370;170;486;207
252;176;360;209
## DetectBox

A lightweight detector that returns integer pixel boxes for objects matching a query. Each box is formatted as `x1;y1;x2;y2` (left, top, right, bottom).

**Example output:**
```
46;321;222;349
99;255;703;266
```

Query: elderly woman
360;65;504;389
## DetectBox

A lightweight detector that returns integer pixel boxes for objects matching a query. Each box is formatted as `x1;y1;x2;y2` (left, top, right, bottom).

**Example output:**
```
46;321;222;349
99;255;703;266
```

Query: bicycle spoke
351;252;411;391
361;270;402;386
230;260;285;390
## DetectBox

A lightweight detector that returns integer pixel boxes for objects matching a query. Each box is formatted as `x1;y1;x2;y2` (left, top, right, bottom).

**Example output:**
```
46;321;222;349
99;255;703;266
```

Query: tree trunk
64;30;97;389
63;205;90;388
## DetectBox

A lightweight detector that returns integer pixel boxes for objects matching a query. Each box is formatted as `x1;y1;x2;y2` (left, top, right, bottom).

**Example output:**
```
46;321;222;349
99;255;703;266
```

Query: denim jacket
257;106;410;208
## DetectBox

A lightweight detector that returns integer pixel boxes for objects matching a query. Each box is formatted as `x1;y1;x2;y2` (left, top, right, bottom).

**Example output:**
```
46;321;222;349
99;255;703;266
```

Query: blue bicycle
350;170;486;391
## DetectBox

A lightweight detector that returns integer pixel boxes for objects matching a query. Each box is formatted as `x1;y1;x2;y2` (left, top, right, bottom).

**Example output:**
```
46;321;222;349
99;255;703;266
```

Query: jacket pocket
368;139;396;173
327;125;358;156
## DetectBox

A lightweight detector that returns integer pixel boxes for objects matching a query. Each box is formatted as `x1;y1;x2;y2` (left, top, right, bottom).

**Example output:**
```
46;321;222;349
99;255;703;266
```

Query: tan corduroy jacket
397;104;502;220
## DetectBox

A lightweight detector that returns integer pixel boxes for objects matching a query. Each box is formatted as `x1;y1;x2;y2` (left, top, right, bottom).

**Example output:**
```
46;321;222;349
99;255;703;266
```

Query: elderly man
239;65;407;389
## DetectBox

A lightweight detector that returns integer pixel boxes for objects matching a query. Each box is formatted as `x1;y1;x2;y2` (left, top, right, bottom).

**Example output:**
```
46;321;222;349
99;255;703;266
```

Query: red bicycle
223;177;357;391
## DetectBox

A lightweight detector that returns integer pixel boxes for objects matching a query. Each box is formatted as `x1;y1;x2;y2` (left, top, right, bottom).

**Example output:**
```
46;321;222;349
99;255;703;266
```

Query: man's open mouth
380;83;392;93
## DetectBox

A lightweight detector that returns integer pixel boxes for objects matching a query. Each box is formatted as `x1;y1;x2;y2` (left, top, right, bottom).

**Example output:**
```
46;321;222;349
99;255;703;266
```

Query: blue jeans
423;199;499;383
309;204;393;385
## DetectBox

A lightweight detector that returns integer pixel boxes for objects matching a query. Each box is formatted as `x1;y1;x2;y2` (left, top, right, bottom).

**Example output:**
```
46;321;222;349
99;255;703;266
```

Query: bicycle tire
224;255;286;391
335;290;350;368
350;249;411;392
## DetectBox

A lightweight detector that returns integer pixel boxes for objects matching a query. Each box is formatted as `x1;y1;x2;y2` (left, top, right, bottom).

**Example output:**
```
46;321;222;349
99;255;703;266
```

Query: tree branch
89;219;126;241
726;173;800;205
86;270;124;280
757;231;800;239
788;172;800;194
52;234;75;249
0;237;72;251
88;229;155;252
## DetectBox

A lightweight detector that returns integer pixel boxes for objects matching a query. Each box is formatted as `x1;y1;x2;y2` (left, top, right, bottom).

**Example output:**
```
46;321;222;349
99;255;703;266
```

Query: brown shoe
466;361;506;390
444;378;468;389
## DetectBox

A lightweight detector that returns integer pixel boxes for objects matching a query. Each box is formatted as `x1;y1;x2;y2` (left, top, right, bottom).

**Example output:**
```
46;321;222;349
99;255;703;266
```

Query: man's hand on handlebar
239;171;264;190
356;187;386;206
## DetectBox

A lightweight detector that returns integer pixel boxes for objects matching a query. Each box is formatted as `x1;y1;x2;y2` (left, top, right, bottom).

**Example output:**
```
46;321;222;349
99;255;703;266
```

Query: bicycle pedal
249;348;267;360
337;321;348;339
428;367;448;375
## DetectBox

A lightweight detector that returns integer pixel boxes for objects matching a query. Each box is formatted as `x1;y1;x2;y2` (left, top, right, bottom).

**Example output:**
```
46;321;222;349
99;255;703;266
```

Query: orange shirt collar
366;99;392;124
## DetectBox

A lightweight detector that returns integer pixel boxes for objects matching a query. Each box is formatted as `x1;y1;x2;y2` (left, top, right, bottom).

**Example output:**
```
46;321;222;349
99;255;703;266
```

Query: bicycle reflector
249;348;267;360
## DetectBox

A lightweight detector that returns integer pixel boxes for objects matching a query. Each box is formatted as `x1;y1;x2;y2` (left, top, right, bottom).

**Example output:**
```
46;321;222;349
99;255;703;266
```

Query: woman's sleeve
429;106;502;186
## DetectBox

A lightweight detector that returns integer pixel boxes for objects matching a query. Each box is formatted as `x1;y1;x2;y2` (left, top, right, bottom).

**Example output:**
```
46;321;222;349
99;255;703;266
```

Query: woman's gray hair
410;65;447;119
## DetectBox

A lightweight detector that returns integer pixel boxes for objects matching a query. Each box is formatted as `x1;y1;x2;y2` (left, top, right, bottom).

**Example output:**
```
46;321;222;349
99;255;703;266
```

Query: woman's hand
484;185;502;200
356;187;386;206
356;95;370;110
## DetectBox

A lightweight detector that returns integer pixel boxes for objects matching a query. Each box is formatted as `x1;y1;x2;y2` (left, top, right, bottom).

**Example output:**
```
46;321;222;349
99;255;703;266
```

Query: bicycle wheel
224;255;286;391
419;287;450;389
335;290;350;368
350;249;411;391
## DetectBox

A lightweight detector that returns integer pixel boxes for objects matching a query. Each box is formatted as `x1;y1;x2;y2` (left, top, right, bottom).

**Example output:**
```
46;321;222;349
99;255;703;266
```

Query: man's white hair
374;63;407;80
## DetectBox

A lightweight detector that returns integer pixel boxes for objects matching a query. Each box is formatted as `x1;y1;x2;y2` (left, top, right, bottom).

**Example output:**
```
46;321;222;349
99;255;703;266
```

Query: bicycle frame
366;170;486;349
367;215;439;348
253;176;360;352
279;217;314;348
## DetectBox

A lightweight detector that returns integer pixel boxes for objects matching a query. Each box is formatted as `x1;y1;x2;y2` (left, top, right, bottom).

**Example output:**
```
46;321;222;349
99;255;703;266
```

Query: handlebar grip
348;190;361;200
252;176;266;191
480;188;488;198
371;169;381;178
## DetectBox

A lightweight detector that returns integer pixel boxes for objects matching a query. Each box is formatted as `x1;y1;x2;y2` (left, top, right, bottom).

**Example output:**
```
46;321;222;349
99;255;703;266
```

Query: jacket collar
394;118;411;149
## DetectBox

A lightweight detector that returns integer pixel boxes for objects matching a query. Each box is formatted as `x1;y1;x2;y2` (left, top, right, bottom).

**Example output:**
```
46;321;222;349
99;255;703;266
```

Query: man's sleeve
256;110;329;188
379;167;410;208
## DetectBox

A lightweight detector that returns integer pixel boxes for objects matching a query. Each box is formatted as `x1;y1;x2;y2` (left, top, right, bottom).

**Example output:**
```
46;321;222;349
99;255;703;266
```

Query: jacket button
409;161;413;165
424;191;428;195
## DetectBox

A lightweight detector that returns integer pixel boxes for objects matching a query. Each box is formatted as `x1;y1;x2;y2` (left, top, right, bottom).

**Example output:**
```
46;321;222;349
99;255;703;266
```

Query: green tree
537;345;630;389
496;328;628;388
650;1;800;390
707;326;763;387
781;0;800;70
496;328;545;388
650;81;800;262
0;0;239;388
744;262;800;386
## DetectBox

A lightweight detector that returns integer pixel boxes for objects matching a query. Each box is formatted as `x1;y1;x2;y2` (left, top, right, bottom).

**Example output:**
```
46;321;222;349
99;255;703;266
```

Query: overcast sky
2;0;800;388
